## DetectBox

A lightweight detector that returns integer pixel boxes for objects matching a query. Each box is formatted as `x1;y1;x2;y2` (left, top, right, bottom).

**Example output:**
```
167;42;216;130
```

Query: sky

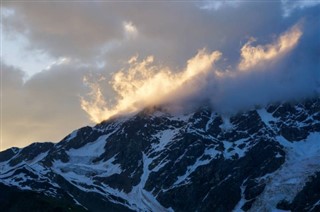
1;0;320;151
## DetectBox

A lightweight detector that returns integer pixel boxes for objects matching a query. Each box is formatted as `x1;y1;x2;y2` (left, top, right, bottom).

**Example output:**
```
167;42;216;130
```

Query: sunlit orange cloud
81;49;221;123
81;24;303;123
238;24;302;71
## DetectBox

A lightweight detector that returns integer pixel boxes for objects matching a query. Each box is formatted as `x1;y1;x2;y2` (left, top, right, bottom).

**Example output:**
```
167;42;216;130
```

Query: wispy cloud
282;0;320;17
238;24;302;71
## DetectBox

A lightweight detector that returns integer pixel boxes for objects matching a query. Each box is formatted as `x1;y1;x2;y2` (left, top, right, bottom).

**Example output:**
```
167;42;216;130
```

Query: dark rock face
0;148;19;163
0;97;320;211
9;142;54;166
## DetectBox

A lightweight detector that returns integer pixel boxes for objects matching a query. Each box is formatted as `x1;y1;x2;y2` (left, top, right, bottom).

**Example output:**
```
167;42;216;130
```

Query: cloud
2;1;286;68
1;61;90;150
81;23;318;122
81;50;221;122
3;2;123;60
2;1;319;150
123;21;138;39
238;24;302;71
282;0;320;17
199;0;241;10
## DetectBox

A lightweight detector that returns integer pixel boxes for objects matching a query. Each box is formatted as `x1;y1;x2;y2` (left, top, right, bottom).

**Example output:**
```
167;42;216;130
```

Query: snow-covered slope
1;98;320;211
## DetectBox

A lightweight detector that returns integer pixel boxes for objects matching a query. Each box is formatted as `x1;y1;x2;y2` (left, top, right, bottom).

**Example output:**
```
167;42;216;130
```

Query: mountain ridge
1;97;320;211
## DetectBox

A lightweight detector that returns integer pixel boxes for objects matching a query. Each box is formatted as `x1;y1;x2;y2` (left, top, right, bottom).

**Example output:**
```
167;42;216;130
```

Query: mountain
1;97;320;211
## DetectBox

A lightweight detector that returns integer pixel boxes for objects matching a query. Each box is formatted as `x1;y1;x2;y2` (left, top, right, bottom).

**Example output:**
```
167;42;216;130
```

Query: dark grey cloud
4;1;287;66
4;2;123;60
2;61;91;149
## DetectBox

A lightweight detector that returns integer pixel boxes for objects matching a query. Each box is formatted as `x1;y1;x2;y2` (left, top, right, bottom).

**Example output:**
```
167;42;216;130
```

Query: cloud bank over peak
81;23;317;123
81;50;222;122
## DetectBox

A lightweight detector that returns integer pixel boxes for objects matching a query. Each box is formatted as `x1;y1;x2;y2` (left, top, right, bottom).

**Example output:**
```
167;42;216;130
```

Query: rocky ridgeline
0;98;320;211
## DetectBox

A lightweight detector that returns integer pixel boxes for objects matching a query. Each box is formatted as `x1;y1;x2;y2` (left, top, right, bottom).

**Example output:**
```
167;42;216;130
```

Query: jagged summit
1;97;320;211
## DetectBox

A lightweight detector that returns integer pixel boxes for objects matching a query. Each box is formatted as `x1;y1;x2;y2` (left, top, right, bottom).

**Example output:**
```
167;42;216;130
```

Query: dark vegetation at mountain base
0;183;86;212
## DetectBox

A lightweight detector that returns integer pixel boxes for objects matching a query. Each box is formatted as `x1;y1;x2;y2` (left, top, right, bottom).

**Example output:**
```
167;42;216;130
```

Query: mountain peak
1;97;320;211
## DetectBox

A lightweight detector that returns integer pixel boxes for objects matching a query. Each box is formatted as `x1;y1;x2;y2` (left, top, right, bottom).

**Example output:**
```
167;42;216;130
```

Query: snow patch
128;153;170;211
250;132;320;211
97;153;172;211
257;108;277;129
97;156;122;177
174;148;219;186
223;139;248;160
68;134;108;158
220;116;233;131
27;151;49;165
152;129;177;152
205;112;217;131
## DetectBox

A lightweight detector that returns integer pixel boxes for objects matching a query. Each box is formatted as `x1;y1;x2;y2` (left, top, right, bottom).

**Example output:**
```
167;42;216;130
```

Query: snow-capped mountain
1;98;320;211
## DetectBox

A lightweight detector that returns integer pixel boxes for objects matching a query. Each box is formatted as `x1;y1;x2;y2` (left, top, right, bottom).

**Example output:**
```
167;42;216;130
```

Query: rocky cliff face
1;98;320;211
